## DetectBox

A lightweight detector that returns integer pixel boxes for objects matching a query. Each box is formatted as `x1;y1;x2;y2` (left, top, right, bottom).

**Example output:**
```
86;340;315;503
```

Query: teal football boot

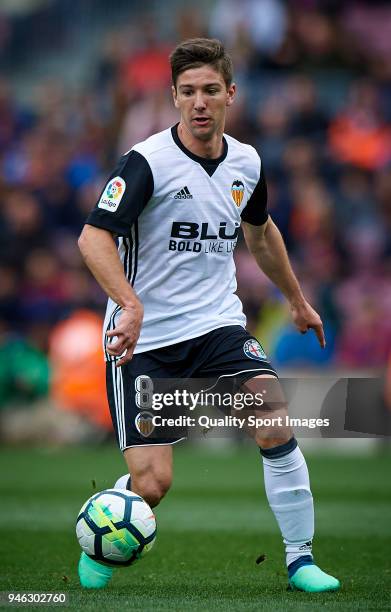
289;562;340;593
78;552;113;589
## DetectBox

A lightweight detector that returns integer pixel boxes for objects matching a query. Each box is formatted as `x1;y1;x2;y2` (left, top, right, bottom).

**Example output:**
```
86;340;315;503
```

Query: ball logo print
243;339;267;361
76;489;156;566
231;179;244;206
98;176;126;212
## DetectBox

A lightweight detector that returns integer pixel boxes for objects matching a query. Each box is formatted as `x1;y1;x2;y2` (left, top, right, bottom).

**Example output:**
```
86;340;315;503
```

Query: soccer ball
76;489;156;566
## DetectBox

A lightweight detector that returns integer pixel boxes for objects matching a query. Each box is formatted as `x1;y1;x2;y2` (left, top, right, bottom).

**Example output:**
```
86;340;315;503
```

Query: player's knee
133;472;172;508
255;429;292;450
257;435;291;450
136;481;169;508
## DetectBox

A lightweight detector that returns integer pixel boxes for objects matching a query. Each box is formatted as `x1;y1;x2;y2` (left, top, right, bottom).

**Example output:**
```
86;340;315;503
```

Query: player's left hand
290;300;326;348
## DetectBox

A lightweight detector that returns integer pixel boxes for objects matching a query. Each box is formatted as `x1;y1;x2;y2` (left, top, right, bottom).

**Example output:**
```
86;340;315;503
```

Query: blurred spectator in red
49;310;112;430
119;19;171;96
328;79;391;170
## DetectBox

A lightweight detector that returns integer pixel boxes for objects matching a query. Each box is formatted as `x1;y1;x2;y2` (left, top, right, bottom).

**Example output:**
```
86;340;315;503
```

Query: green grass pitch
1;444;390;611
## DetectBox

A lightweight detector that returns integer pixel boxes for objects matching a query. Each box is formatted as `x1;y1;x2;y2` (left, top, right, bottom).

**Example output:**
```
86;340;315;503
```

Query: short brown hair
170;38;233;89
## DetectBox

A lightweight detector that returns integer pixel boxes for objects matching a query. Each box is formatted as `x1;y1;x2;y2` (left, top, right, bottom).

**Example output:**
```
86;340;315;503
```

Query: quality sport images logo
98;176;126;212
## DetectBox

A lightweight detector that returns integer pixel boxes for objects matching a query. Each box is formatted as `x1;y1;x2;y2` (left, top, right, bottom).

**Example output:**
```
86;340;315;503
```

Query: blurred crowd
1;0;391;416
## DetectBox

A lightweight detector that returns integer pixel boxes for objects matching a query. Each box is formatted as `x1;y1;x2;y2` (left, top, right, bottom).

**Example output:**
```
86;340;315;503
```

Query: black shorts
106;325;277;450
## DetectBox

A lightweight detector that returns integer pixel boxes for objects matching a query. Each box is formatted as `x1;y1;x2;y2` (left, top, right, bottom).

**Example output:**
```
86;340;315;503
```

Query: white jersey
86;125;268;358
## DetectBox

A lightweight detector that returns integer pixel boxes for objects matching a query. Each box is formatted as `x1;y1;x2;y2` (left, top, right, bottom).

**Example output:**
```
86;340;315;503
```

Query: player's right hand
106;301;144;367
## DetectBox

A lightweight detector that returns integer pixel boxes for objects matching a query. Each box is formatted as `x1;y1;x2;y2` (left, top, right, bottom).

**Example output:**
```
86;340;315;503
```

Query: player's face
172;65;235;142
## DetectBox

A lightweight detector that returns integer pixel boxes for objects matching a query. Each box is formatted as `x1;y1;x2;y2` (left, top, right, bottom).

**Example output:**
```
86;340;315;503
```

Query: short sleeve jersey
86;124;268;358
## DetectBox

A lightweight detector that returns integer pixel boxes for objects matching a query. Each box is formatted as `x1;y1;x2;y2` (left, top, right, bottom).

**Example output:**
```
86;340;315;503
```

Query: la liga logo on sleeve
98;176;126;211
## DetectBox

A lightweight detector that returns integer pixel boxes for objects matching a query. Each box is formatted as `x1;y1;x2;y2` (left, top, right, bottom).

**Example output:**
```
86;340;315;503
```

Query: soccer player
78;38;340;593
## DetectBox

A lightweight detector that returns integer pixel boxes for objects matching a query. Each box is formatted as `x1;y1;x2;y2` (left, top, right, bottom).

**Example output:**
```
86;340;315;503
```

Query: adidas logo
174;186;193;199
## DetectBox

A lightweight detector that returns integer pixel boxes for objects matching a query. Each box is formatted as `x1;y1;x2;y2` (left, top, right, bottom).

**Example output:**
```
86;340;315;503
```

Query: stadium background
0;1;390;609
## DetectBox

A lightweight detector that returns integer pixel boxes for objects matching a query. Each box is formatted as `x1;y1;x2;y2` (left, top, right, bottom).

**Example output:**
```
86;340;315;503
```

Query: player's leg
195;326;339;592
79;446;173;589
121;444;173;508
246;374;340;592
114;445;173;507
79;357;177;589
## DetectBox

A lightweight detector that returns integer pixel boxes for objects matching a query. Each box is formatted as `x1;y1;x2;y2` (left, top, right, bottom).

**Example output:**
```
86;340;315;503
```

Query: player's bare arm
242;218;325;348
78;224;143;366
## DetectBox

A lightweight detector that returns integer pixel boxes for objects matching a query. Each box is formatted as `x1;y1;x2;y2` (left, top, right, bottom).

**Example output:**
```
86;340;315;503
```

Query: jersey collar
171;123;228;177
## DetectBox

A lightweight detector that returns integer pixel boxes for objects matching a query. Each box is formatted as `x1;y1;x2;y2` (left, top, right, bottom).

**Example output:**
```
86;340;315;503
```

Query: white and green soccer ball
76;489;156;566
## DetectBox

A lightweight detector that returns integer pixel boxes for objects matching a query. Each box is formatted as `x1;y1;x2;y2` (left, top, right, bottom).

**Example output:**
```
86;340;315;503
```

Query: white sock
262;444;314;567
114;474;131;490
